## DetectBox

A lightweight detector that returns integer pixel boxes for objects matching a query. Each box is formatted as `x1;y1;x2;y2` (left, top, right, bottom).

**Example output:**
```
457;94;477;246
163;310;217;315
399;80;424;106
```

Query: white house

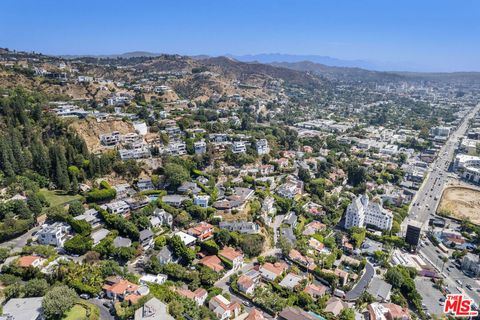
209;295;241;320
256;139;270;155
157;247;173;265
152;208;173;227
106;200;130;216
219;221;260;234
37;222;71;247
167;142;187;156
231;141;247;154
194;195;210;208
139;274;168;285
194;140;207;154
219;247;244;270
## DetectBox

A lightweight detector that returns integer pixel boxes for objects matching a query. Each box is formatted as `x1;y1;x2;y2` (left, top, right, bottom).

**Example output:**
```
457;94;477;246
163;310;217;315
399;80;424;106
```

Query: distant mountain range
227;53;380;70
59;52;389;70
59;51;164;59
56;51;480;82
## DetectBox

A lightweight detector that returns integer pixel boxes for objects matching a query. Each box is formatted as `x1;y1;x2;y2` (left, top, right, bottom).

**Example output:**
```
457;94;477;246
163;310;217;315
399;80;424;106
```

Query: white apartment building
454;154;480;170
344;194;393;231
37;222;71;247
100;131;121;146
430;126;451;137
231;141;247;154
454;154;480;184
119;146;150;160
194;140;207;154
167;142;187;155
255;139;270;155
106;200;130;216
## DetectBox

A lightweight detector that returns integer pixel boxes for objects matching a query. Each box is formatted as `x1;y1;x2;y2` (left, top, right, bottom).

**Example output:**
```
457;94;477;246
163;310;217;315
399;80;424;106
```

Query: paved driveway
88;299;114;320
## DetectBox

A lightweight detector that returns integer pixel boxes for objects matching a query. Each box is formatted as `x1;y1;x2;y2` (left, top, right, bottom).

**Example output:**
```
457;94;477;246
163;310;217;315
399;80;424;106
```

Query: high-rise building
405;221;422;247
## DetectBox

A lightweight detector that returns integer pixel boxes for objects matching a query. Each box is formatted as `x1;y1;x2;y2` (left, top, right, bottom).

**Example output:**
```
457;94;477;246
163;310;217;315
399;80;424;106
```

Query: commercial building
461;254;480;277
405;221;422;247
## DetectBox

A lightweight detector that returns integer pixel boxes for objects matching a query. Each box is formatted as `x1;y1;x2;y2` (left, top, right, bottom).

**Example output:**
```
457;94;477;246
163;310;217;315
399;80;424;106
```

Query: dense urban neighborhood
0;48;480;320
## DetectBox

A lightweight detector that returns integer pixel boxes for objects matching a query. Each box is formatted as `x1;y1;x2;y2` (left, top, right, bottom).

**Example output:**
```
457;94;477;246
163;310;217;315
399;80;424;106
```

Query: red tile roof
219;246;243;262
237;275;254;289
261;262;288;276
246;308;265;320
199;255;224;272
17;256;42;267
103;279;138;295
188;222;214;240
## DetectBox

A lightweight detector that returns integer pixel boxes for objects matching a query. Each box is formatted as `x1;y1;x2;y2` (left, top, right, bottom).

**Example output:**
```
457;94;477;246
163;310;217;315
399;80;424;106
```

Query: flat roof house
174;231;196;246
106;200;130;216
194;194;210;208
0;297;43;320
37;222;71;247
279;273;304;290
161;195;188;207
219;221;260;234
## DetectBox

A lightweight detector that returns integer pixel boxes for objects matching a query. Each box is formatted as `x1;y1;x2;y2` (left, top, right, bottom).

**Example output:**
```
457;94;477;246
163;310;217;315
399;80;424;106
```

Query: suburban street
402;103;480;232
0;225;41;253
419;240;480;304
345;261;374;301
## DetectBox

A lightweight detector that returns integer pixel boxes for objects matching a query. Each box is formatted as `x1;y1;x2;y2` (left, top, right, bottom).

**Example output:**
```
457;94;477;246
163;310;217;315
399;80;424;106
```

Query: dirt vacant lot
438;187;480;225
70;118;134;153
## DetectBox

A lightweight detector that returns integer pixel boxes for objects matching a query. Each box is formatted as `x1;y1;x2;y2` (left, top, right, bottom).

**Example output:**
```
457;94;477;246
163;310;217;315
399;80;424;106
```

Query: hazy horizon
1;0;480;72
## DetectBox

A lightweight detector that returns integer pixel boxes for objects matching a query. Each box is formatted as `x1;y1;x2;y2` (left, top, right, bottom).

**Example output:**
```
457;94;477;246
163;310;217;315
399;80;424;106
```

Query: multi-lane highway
402;103;480;232
419;239;480;305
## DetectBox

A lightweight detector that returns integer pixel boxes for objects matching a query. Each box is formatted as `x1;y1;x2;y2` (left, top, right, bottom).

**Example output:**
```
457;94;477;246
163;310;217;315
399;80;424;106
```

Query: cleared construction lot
438;186;480;225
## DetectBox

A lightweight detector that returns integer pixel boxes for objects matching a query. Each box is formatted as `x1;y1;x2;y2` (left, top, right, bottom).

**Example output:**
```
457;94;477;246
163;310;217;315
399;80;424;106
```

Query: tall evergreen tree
31;140;50;177
9;129;26;173
70;174;79;195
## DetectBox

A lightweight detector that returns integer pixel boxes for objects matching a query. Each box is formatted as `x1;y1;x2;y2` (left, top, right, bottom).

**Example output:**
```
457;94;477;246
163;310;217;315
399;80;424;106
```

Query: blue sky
1;0;479;71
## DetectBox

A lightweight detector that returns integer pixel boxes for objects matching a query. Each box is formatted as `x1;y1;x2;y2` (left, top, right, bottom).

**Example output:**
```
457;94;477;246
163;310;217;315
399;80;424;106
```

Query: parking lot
415;277;445;317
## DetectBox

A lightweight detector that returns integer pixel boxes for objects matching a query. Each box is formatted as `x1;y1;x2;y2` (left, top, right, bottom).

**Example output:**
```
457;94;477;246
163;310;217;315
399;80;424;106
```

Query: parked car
80;294;90;300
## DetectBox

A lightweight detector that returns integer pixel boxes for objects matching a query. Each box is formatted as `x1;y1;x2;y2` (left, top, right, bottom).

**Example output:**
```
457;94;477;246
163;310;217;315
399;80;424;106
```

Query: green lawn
39;189;83;208
63;305;87;320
